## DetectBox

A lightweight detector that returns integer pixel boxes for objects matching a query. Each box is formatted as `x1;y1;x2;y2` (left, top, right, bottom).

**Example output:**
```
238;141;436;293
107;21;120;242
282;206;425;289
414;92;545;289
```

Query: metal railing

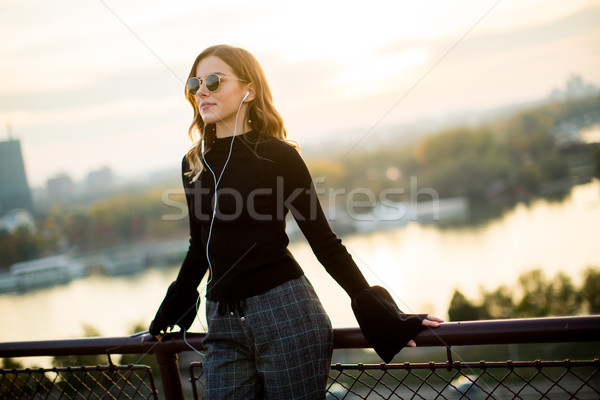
1;316;599;399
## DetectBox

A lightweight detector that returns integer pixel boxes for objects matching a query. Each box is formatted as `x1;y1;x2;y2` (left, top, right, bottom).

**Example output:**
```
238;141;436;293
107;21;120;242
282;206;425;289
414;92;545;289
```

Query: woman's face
194;55;249;135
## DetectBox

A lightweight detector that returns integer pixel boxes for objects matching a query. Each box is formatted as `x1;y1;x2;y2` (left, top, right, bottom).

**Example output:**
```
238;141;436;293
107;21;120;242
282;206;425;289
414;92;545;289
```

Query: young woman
149;44;442;399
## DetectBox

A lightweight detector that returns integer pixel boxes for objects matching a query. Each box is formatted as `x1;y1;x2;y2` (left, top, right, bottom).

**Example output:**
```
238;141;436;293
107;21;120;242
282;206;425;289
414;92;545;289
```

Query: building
46;173;74;204
0;139;33;215
86;166;115;197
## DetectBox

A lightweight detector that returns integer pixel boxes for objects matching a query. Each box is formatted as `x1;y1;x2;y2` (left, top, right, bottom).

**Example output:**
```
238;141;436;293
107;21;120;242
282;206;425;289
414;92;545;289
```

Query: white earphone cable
184;92;248;355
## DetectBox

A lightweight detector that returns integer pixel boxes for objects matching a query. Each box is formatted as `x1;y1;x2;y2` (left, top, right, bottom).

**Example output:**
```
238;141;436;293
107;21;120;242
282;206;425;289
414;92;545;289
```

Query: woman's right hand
407;314;444;347
152;324;174;342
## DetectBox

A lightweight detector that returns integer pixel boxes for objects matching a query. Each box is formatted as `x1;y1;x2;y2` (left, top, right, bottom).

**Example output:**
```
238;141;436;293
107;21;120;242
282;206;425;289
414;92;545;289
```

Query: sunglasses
187;74;247;95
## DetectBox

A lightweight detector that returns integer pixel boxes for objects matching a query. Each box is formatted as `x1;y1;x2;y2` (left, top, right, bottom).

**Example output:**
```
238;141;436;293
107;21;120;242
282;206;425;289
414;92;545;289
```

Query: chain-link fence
2;316;599;399
3;358;598;399
0;364;158;400
189;359;600;400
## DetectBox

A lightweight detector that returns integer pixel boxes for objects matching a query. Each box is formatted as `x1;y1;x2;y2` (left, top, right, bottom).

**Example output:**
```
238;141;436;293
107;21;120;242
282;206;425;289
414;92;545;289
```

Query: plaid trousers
202;275;334;399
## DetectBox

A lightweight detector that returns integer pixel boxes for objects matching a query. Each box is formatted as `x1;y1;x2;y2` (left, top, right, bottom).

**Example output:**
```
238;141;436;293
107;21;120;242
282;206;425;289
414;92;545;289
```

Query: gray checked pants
201;275;334;399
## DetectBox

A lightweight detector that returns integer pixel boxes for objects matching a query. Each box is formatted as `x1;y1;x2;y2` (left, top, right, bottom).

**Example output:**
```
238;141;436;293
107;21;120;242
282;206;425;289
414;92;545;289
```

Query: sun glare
334;47;430;97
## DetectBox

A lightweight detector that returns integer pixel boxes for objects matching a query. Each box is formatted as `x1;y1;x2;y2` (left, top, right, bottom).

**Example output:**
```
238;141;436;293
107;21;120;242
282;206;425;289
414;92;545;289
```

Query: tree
582;267;600;313
514;269;552;317
514;270;582;317
0;226;44;270
549;272;582;316
480;285;514;319
448;290;482;321
448;267;599;321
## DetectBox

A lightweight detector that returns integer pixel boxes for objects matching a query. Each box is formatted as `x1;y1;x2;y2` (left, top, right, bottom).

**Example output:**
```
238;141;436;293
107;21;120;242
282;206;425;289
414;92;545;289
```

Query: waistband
217;299;247;316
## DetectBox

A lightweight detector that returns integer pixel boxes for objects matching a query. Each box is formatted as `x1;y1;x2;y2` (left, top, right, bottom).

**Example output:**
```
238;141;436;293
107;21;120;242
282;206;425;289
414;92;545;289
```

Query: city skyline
1;0;599;186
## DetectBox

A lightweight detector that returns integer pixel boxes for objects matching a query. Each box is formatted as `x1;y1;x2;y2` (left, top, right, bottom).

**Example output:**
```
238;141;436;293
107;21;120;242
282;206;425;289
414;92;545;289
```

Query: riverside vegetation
1;95;599;270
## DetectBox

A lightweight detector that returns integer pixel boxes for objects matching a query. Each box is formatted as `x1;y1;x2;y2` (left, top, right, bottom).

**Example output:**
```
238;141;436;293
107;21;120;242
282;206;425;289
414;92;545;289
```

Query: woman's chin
201;118;215;125
199;111;219;125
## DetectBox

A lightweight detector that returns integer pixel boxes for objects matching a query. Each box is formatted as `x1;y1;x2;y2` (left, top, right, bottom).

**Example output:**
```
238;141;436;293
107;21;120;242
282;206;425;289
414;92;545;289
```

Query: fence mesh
0;364;158;400
189;359;599;399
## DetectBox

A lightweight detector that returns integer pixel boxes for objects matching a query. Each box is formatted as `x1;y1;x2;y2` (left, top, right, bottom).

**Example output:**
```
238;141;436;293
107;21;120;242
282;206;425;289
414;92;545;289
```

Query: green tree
480;285;514;319
582;267;600;313
0;226;45;270
549;272;582;316
514;269;553;317
514;270;583;317
60;211;92;251
448;289;482;321
592;144;600;177
451;267;599;321
1;358;24;369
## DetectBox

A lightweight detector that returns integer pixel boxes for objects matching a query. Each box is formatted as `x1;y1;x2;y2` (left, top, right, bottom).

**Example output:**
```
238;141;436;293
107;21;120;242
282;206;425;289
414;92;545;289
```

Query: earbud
243;91;250;101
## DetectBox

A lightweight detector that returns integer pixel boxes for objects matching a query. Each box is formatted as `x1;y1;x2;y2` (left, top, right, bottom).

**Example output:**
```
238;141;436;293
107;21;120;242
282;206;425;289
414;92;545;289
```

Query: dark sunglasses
187;74;247;95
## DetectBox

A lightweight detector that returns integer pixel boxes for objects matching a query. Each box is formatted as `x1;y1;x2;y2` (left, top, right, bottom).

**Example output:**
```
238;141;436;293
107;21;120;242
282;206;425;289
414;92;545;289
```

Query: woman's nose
197;85;208;97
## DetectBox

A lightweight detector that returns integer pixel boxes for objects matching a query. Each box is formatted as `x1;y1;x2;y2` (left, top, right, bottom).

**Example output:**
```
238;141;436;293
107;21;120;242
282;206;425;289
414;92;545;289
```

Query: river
1;179;599;357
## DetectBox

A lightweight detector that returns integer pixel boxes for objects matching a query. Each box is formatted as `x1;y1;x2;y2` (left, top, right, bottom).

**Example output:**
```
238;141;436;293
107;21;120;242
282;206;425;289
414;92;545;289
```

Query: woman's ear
245;83;256;102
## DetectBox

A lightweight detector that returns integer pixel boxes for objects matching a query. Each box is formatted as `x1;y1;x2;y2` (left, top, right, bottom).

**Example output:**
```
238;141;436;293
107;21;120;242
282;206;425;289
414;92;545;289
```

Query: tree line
308;95;600;204
448;267;600;321
0;188;188;270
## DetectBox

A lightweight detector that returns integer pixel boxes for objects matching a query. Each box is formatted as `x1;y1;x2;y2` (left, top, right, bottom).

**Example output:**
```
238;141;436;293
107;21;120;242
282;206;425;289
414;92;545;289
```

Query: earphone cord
184;94;247;356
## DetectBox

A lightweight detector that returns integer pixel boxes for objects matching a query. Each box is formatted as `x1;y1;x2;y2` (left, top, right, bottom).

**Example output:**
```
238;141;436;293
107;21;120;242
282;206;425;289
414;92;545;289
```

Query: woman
149;44;442;399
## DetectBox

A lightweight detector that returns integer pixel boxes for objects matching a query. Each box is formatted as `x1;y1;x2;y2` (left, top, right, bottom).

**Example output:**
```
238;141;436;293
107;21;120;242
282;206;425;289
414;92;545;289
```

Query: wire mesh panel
0;364;158;400
327;360;600;400
190;359;600;399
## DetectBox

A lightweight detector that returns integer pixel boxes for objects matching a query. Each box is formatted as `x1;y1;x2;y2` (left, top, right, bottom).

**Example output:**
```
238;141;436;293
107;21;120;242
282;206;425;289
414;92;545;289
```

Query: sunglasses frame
187;74;247;95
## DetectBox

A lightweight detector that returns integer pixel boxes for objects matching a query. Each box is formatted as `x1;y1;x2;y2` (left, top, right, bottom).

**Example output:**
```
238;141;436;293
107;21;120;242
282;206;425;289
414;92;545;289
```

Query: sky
1;0;599;187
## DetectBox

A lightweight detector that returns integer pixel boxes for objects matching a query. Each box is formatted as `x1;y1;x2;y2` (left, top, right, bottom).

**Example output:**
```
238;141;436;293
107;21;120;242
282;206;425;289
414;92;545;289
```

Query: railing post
155;349;184;400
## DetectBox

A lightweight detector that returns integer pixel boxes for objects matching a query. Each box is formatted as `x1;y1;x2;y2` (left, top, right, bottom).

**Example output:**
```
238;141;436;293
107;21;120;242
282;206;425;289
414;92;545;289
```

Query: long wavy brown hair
184;45;290;182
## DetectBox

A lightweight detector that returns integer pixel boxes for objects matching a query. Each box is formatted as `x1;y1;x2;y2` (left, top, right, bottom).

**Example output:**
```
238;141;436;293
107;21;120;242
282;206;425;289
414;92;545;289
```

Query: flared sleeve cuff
351;286;427;363
149;281;200;336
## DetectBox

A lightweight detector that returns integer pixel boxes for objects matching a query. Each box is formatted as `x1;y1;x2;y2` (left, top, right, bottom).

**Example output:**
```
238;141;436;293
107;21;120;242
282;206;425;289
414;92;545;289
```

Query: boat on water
9;254;85;292
353;196;469;232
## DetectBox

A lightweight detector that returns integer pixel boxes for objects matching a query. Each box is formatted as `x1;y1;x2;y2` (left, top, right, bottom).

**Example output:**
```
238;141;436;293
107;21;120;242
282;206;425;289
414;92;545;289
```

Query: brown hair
184;45;290;181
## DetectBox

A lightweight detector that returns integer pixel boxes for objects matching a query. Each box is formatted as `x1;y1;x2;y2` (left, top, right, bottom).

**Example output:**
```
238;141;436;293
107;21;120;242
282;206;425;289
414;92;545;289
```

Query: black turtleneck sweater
171;131;369;302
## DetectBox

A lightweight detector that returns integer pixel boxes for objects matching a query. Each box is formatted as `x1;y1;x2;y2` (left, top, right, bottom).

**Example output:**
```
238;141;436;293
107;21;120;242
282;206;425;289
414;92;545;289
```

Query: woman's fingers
152;325;174;342
409;315;445;346
422;315;444;327
426;315;444;323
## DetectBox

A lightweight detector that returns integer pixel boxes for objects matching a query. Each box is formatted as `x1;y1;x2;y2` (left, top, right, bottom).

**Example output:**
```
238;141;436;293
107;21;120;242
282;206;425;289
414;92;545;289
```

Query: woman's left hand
407;315;444;347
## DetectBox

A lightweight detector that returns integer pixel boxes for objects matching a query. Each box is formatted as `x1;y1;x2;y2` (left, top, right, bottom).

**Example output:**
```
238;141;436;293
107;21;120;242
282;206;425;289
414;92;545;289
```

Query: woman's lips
201;102;215;111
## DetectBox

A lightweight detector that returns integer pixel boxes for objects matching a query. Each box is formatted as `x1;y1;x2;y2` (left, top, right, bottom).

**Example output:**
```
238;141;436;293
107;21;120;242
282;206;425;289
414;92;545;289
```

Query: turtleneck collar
212;130;259;148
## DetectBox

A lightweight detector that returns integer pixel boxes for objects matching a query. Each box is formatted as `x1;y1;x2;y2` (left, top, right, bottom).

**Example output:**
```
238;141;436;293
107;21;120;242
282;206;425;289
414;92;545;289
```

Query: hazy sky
1;0;599;187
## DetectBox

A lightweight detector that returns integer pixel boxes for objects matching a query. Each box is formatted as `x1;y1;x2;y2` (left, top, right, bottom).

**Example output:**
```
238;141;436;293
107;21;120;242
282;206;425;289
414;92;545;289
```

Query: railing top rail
335;314;600;348
1;315;599;358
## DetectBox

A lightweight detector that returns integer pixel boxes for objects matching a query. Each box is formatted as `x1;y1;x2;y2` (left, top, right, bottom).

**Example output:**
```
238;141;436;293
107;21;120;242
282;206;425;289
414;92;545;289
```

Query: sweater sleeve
272;143;369;298
148;157;209;335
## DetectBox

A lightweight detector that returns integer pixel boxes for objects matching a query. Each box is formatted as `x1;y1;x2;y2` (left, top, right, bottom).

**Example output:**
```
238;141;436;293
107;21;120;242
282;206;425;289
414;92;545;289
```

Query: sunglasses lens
205;74;220;92
187;78;200;95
